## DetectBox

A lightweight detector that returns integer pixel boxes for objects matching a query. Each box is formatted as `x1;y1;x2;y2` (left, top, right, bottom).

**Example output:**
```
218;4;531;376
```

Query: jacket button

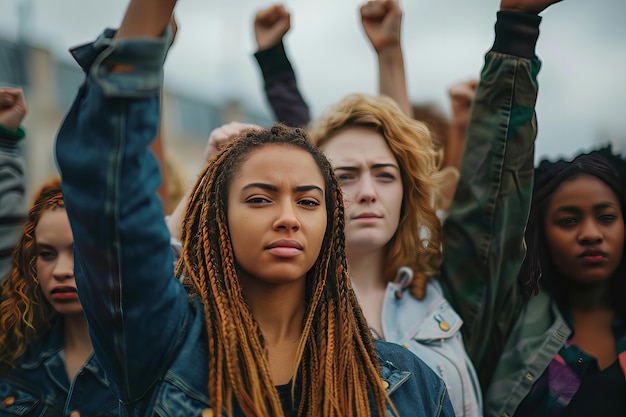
524;372;534;381
394;290;402;300
201;409;214;417
2;396;15;406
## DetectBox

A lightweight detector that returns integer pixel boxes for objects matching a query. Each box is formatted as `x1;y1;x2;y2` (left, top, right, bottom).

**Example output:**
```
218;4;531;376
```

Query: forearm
115;0;176;39
442;121;467;169
254;41;311;127
377;45;413;117
440;11;541;365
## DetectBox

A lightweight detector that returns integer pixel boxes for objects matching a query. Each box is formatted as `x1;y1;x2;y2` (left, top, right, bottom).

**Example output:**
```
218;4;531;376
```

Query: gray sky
1;0;625;161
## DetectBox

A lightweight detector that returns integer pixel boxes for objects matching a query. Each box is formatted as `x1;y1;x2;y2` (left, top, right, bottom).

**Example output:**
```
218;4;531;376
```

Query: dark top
276;382;297;417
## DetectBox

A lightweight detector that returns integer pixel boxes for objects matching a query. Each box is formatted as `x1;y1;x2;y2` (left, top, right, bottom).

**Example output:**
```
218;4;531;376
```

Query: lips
267;240;303;250
266;239;303;258
50;286;79;301
578;249;609;263
353;212;381;219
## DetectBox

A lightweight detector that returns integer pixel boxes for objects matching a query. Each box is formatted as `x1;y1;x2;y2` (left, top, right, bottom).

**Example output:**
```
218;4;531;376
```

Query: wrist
375;41;402;56
0;123;26;142
254;40;294;80
491;11;541;58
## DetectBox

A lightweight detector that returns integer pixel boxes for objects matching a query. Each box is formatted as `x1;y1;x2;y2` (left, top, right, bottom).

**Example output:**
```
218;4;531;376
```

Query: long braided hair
177;124;392;416
0;177;64;371
307;93;442;300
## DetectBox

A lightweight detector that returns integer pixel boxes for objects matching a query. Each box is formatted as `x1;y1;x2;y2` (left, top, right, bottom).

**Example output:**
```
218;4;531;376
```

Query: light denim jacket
0;321;118;417
378;269;482;417
54;29;454;417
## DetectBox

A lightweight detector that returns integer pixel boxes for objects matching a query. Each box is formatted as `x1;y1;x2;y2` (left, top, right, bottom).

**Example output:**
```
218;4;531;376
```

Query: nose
273;201;301;232
579;218;603;245
53;252;74;281
355;174;377;204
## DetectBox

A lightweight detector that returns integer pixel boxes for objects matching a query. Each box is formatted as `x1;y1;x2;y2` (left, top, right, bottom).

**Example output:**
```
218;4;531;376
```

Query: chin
346;240;388;252
570;272;613;285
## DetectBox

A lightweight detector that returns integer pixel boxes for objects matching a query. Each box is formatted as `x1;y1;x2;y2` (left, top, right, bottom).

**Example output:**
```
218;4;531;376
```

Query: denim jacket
55;29;454;417
0;321;118;417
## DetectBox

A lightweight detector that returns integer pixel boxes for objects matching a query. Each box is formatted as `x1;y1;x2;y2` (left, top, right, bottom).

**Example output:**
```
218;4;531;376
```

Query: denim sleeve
55;28;193;402
253;41;311;128
439;11;541;383
0;138;26;277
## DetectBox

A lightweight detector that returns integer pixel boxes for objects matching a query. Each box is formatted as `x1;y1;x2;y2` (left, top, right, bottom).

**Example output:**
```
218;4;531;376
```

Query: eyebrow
555;202;618;213
334;163;399;171
241;182;324;195
35;242;74;250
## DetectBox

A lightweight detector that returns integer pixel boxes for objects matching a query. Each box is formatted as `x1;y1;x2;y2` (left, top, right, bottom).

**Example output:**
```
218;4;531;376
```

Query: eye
245;196;271;204
298;198;320;207
599;214;617;224
336;172;355;182
377;172;396;182
556;217;577;227
37;250;56;261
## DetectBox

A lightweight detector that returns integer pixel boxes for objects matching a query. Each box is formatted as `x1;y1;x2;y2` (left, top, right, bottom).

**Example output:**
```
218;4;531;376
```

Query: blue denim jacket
54;29;454;417
0;321;118;417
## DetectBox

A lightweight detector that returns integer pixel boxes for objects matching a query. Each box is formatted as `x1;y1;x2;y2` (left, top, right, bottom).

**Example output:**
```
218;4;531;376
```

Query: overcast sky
1;0;625;161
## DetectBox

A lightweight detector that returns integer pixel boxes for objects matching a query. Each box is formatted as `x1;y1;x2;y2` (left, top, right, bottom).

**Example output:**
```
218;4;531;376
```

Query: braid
0;177;64;371
179;124;394;416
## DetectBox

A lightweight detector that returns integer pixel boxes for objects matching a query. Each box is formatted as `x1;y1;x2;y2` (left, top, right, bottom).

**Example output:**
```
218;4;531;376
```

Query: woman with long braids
54;0;453;416
0;178;118;415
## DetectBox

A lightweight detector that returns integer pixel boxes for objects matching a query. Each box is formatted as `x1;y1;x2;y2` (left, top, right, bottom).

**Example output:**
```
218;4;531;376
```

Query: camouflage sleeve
440;11;541;373
253;41;311;128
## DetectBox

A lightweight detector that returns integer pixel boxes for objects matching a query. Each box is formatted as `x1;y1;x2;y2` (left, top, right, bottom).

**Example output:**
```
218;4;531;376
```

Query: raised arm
360;0;412;117
0;88;27;276
253;4;311;127
54;0;190;403
442;79;478;170
440;0;562;383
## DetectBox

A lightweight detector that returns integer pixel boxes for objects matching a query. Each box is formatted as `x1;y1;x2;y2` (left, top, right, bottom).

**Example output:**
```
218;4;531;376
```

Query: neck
567;279;612;312
347;247;387;294
63;313;92;352
241;280;306;345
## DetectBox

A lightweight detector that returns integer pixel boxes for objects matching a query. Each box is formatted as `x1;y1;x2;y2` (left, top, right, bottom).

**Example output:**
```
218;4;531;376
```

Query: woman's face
35;208;82;316
544;174;625;284
227;144;327;287
321;127;403;254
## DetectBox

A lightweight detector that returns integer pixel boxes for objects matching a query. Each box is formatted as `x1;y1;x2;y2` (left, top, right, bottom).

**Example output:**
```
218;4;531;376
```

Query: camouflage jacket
439;11;571;417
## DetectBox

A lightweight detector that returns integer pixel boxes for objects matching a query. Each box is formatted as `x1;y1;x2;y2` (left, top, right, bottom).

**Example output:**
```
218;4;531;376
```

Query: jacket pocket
0;381;43;416
153;378;212;417
412;299;463;342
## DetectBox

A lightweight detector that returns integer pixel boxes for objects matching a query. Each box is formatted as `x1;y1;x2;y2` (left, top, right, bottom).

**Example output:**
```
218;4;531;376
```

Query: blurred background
1;0;625;200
